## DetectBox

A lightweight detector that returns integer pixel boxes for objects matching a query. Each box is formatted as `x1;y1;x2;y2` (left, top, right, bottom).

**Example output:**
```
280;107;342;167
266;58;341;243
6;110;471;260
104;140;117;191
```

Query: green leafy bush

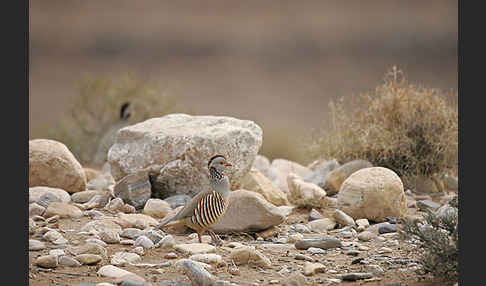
48;74;181;166
309;68;458;178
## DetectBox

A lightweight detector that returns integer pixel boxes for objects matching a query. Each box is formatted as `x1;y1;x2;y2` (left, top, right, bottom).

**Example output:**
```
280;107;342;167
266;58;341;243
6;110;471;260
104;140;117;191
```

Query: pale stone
357;231;375;242
333;209;356;227
303;262;326;276
80;218;122;234
44;202;83;218
189;254;223;265
99;230;121;244
287;173;327;208
308;218;336;233
143;198;173;218
176;259;216;286
29;239;46;251
97;265;134;278
29;139;87;193
29;186;71;204
35;254;58;268
75;254;102;265
240;168;289;206
117;213;159;229
111;251;141;266
356;219;370;228
337;167;406;222
211;190;285;233
323;160;373;195
71;190;106;203
174;243;216;255
229;246;271;268
270;159;313;194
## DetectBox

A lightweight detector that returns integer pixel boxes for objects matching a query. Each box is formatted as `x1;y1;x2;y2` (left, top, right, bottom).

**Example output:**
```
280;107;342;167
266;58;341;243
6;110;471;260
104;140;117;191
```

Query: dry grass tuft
309;67;458;178
48;74;181;166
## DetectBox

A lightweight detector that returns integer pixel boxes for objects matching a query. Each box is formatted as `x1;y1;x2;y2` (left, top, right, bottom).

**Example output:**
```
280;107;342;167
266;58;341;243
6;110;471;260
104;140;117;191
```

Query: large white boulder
337;167;406;222
107;114;263;198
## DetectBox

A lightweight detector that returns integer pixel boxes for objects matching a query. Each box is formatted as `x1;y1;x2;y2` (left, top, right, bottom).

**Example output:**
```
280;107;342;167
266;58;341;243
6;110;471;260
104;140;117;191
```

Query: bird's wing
173;190;214;220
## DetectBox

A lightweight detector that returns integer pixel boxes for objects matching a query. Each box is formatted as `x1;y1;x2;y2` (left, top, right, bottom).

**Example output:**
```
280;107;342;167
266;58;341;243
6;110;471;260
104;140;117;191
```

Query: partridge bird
156;155;232;244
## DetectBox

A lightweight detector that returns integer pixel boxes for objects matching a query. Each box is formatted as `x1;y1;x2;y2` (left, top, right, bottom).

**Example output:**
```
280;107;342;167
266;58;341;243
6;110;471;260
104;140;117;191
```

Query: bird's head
208;155;232;171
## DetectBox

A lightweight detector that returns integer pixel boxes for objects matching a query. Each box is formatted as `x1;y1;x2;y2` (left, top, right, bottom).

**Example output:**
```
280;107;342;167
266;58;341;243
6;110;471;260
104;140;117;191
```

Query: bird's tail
155;215;177;230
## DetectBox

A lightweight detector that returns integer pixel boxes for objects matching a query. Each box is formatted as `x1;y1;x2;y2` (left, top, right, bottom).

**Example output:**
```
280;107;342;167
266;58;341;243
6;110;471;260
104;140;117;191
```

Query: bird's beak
225;163;232;167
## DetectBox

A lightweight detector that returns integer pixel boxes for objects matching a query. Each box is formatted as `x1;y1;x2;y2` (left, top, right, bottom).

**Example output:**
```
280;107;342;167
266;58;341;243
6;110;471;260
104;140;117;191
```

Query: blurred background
29;0;457;165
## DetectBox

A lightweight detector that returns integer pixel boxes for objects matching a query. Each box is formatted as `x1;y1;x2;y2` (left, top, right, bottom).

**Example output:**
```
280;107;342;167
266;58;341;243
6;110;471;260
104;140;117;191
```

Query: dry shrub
399;196;458;281
48;74;181;166
309;67;458;178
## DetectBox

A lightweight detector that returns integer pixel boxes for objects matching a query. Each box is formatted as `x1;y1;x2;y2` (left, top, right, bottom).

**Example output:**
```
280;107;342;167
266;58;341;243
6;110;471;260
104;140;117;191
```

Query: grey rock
85;238;107;247
111;251;142;266
104;197;126;213
120;281;152;286
71;190;106;204
337;272;373;281
307;247;326;255
357;231;375;242
294;224;311;233
143;229;165;244
29;239;46;251
417;200;441;211
163;195;192;209
366;222;395;234
378;224;398;234
303;159;340;188
436;204;458;219
252;154;272;179
114;170;152;209
36;193;62;208
84;210;104;218
177;258;216;286
294;254;313;261
158;234;176;249
308;209;324;222
58;255;82;267
99;230;121;244
29;203;46;217
295;236;342;250
29;186;71;205
134;235;155;249
121;228;144;239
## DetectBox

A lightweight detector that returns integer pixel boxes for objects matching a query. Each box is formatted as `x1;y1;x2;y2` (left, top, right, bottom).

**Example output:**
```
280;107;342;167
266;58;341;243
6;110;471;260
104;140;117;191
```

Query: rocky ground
28;118;458;286
28;194;455;286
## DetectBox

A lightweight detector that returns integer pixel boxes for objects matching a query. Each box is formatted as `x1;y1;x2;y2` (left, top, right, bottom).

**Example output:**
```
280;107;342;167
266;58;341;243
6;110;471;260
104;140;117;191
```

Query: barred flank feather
191;191;227;229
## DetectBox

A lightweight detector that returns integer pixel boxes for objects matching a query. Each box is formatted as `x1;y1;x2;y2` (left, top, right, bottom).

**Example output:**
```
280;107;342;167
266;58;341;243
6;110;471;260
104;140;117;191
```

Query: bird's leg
197;231;202;243
208;229;222;246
